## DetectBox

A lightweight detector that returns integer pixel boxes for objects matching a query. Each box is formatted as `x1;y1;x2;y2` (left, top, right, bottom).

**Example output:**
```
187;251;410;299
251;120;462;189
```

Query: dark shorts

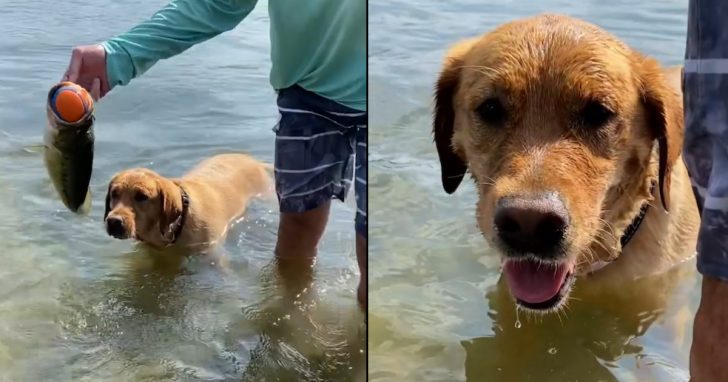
684;0;728;280
274;85;367;238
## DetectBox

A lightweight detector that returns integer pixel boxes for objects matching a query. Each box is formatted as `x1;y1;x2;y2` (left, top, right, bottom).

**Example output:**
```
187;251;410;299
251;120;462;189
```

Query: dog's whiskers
555;307;565;325
594;238;614;256
478;175;498;187
459;65;501;78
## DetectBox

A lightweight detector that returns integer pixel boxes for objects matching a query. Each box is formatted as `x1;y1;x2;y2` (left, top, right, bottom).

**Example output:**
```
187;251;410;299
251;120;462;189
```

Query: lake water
0;1;364;381
368;0;698;381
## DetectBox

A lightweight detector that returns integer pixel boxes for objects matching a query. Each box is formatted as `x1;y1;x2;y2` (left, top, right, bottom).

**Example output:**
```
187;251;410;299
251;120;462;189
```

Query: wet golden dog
104;153;272;252
433;14;700;312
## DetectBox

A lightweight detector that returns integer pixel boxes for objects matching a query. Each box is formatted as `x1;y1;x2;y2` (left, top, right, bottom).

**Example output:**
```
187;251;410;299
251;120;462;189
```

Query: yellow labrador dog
432;14;700;312
104;153;272;253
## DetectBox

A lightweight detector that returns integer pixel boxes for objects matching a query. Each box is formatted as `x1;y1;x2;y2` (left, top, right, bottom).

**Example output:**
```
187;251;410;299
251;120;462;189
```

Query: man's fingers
90;78;101;101
65;48;83;83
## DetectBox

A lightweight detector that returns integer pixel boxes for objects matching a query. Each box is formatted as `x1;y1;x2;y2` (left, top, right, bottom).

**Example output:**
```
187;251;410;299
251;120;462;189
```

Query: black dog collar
619;181;656;248
169;185;190;244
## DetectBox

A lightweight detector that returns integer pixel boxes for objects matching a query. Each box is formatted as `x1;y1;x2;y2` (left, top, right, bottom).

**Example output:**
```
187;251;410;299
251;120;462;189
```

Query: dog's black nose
493;194;569;257
106;216;125;238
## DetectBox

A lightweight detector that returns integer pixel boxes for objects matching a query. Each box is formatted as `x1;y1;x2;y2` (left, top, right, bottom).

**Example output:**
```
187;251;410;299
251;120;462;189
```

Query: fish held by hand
43;81;96;214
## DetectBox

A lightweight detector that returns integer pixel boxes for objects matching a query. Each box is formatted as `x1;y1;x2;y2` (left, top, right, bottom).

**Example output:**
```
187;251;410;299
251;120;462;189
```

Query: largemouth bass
43;82;95;214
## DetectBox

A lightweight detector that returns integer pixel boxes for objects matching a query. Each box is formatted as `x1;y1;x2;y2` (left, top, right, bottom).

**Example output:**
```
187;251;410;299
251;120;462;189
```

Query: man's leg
273;85;359;296
276;203;331;259
357;233;367;308
274;203;330;293
355;123;368;308
684;0;728;380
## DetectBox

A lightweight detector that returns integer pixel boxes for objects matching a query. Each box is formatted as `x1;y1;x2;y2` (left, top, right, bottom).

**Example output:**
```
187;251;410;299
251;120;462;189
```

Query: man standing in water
684;0;728;380
63;0;367;307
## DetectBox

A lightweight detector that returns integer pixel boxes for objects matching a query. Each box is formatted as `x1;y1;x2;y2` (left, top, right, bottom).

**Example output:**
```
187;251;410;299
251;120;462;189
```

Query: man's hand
691;275;728;381
62;44;110;101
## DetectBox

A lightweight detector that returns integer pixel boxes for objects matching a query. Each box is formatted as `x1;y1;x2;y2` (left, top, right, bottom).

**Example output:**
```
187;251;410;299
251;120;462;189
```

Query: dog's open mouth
503;259;575;310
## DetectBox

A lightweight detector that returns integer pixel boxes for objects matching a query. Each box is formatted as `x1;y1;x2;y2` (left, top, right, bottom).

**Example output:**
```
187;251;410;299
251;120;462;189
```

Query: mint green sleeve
102;0;258;88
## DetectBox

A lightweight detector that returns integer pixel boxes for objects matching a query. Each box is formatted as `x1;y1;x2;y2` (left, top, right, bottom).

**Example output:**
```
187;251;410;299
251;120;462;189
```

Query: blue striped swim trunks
684;0;728;280
274;85;367;238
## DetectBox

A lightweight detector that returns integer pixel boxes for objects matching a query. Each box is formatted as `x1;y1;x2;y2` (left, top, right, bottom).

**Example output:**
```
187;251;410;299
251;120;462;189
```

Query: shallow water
368;1;699;381
0;1;364;380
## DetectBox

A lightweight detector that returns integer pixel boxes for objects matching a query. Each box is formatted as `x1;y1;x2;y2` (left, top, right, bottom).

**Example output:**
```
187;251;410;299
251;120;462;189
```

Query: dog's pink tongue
503;260;569;304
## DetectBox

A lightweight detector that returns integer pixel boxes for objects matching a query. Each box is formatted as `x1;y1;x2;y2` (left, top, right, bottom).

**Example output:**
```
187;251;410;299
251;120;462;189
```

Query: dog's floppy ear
103;182;113;219
157;179;181;241
638;58;684;212
433;39;476;194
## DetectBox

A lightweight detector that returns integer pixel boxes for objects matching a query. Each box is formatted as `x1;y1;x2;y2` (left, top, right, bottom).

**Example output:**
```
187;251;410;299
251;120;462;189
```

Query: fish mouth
502;258;576;311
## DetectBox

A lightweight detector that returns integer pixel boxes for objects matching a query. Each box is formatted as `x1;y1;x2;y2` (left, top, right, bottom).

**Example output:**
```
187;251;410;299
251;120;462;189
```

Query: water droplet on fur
514;307;522;329
548;347;558;355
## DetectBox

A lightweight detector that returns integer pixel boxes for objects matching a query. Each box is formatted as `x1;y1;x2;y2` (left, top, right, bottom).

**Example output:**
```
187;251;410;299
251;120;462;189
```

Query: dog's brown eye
134;192;149;202
110;189;119;199
477;98;507;126
580;101;614;128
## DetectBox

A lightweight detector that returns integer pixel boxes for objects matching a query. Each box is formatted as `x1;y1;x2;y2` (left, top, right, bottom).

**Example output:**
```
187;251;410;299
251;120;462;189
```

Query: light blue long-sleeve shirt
102;0;366;111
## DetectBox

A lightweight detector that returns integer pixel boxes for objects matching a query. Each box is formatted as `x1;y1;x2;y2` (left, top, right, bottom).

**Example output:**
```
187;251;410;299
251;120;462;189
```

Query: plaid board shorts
683;0;728;280
273;85;367;238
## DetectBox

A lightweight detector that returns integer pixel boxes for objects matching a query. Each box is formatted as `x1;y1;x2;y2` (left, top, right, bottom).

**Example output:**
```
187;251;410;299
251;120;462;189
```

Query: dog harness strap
170;186;190;244
620;182;656;248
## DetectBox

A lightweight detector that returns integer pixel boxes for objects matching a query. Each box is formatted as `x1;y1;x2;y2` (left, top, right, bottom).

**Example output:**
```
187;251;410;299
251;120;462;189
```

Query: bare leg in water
274;201;366;308
357;233;366;309
274;203;330;296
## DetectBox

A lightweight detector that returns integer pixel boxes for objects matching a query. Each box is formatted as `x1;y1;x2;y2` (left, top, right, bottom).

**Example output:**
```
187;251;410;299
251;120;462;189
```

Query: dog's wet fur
433;14;700;312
